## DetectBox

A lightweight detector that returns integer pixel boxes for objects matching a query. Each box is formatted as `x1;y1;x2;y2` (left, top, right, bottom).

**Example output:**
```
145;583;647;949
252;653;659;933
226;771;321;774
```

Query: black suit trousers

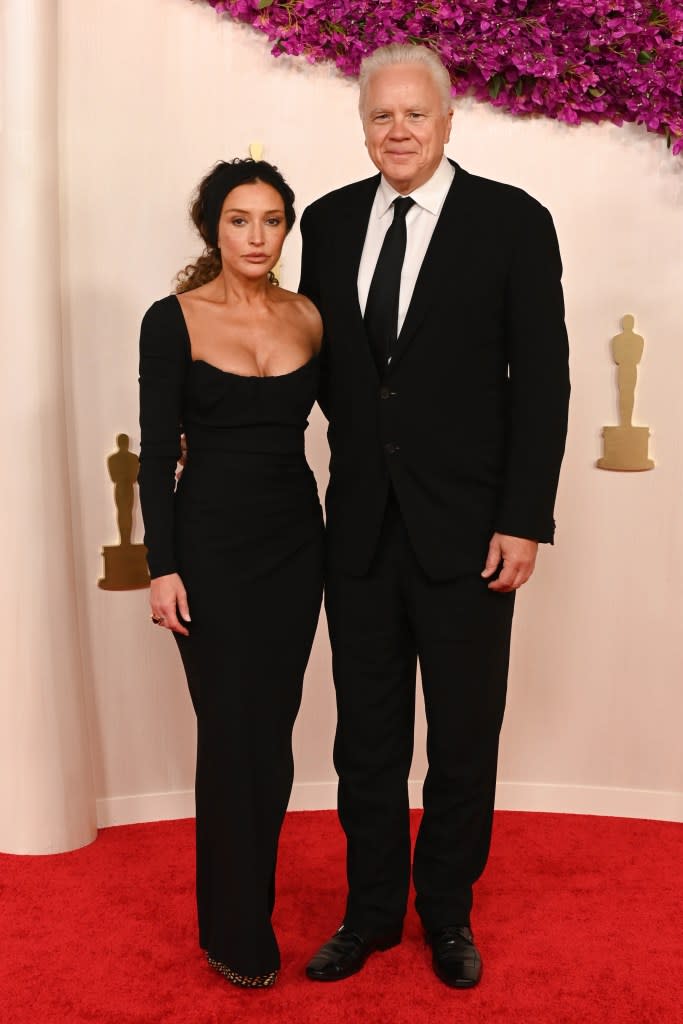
325;493;515;933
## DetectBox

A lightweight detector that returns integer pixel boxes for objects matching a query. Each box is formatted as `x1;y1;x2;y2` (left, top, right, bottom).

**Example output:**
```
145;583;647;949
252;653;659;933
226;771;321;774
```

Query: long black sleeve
495;201;570;543
138;297;188;578
299;207;330;421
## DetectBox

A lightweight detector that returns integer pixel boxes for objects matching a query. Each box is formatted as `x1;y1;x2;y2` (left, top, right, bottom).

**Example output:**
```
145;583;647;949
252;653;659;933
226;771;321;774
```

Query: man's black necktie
364;196;415;373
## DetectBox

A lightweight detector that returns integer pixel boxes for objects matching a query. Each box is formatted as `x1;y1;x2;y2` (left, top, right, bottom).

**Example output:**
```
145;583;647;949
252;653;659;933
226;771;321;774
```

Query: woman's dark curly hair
175;158;296;293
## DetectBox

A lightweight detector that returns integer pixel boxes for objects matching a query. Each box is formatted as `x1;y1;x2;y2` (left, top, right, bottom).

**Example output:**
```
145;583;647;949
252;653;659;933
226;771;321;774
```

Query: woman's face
216;181;287;281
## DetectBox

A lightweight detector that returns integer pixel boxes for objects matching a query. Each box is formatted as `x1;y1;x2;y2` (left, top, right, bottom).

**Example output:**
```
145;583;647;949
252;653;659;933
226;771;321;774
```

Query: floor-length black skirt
173;448;324;976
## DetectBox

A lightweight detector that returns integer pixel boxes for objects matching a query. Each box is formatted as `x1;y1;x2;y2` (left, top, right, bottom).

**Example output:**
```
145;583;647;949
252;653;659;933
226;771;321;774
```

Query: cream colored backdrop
3;0;682;852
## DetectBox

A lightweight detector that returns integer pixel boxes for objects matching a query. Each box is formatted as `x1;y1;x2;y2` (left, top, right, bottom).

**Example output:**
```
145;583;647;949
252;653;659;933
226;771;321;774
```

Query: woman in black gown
138;159;324;988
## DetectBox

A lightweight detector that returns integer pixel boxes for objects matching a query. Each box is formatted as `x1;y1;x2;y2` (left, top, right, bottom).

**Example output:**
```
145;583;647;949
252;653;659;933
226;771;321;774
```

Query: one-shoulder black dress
138;295;324;980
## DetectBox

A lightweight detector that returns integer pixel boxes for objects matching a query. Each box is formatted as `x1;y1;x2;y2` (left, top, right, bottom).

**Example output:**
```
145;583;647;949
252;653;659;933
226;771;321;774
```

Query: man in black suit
299;44;569;988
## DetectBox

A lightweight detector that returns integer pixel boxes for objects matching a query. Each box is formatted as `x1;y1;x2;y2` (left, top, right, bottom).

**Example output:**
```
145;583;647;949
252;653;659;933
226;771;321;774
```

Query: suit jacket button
380;386;390;399
384;442;400;455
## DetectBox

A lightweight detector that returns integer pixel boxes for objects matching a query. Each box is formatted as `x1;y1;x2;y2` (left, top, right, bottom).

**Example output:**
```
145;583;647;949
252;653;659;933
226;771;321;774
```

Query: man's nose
389;116;411;138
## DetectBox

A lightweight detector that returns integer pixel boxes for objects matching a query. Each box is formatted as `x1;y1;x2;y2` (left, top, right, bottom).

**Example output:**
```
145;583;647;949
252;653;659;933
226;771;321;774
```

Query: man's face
361;64;453;194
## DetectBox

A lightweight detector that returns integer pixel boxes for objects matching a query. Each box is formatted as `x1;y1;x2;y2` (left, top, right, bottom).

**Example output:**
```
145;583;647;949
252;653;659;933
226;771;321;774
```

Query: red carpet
1;810;681;1023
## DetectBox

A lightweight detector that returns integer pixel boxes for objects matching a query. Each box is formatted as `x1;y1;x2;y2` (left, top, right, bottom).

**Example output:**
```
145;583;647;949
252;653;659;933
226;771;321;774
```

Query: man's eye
374;113;390;122
409;112;425;120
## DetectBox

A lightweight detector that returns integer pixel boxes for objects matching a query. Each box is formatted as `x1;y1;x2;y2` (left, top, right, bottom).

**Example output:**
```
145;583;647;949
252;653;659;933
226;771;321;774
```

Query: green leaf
257;0;275;9
488;73;504;100
637;50;654;64
588;87;606;98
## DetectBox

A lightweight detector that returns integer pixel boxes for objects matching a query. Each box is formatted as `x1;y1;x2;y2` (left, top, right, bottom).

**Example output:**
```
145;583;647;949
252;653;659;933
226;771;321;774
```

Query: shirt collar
376;156;455;218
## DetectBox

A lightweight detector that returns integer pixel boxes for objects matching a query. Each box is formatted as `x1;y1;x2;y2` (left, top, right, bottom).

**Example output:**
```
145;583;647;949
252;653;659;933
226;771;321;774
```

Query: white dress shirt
357;156;456;336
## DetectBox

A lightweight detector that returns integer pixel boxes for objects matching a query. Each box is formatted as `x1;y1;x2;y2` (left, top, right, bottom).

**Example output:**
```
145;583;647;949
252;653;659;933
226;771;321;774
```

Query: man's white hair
358;44;453;117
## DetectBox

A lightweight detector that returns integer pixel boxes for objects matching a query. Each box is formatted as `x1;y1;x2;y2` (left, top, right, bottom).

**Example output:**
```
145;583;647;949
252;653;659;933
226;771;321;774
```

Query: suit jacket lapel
335;175;379;326
328;175;380;375
389;163;475;372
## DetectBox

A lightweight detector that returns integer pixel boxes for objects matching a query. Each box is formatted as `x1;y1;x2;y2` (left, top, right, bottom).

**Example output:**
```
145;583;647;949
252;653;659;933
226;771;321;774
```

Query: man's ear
444;108;454;144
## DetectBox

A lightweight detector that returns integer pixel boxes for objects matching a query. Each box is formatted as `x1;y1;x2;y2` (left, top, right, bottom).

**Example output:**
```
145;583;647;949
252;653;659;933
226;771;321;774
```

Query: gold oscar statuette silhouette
98;433;150;590
597;315;654;472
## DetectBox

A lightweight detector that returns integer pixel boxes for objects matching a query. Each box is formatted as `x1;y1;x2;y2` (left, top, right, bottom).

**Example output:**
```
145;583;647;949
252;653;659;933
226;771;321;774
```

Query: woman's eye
231;218;246;226
266;218;283;227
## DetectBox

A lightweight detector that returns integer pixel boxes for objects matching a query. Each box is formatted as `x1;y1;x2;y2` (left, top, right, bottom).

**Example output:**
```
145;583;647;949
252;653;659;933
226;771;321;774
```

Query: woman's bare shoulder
275;288;322;341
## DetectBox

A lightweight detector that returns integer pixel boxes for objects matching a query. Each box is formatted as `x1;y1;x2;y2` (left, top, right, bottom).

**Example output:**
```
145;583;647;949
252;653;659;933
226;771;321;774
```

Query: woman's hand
150;573;191;635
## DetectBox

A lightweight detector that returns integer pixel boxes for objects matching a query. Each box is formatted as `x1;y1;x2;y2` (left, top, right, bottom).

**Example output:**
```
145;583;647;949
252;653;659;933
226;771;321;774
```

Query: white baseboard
494;780;683;821
96;789;196;828
96;779;682;828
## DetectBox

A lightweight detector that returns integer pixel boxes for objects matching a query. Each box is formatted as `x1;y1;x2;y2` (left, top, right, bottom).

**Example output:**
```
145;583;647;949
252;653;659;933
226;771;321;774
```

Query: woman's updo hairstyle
175;158;296;293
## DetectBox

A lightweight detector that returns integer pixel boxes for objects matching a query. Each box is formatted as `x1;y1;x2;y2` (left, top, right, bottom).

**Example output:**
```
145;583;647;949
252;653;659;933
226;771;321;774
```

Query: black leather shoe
305;924;402;981
426;926;482;988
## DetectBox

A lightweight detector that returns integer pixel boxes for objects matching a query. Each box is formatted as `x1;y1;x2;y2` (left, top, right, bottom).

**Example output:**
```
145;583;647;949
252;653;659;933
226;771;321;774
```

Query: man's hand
481;533;538;592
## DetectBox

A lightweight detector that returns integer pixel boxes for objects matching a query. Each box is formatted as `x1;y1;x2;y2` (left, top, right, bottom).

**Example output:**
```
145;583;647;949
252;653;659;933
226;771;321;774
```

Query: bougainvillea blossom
199;0;683;154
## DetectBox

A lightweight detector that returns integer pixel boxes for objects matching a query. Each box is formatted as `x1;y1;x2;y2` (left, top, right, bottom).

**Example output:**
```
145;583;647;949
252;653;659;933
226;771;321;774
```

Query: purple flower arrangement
200;1;683;153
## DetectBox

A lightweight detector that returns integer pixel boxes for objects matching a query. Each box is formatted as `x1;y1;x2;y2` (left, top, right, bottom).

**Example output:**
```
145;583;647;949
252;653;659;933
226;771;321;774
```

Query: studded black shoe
207;953;277;988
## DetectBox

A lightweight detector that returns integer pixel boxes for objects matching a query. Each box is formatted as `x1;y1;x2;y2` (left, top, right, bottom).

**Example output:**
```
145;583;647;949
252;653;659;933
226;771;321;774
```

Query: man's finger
481;539;502;579
487;562;516;591
489;562;535;592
